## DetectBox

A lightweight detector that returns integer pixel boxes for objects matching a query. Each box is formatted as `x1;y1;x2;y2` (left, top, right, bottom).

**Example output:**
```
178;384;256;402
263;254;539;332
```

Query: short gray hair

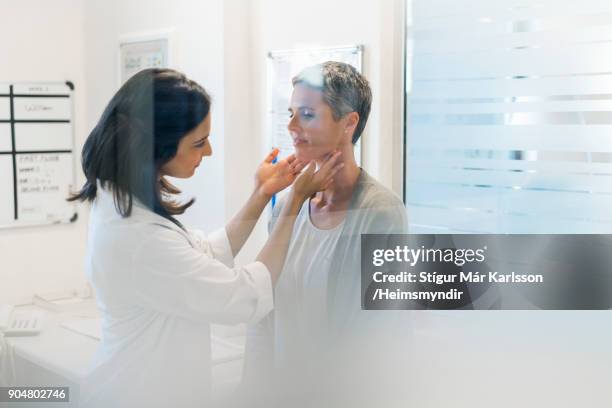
292;61;372;144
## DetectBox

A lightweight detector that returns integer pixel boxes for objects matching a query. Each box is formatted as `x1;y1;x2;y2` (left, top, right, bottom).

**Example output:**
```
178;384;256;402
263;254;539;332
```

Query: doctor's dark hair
68;68;211;226
292;61;372;144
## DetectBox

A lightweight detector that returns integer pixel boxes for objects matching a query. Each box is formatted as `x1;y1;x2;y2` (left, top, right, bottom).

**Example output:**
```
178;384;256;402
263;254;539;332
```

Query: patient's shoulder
355;170;404;210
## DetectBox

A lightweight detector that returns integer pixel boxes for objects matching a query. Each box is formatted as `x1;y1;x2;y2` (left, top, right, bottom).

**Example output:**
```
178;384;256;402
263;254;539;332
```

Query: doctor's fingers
285;154;297;164
303;161;316;176
323;176;336;190
314;155;344;183
290;159;307;175
318;151;342;174
275;159;291;173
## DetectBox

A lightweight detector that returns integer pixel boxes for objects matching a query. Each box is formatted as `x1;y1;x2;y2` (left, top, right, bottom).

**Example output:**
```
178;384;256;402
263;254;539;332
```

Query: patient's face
288;84;346;162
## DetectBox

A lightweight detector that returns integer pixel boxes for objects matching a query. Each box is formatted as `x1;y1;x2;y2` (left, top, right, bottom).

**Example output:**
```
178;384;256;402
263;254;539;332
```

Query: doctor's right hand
255;148;307;198
291;151;343;199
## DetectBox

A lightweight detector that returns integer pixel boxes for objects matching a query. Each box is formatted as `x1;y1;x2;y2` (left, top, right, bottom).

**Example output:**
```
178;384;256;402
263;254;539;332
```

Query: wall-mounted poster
119;31;173;84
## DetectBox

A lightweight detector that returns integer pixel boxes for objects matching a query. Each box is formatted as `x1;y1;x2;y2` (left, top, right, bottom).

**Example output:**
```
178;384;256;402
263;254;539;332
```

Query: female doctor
70;68;342;408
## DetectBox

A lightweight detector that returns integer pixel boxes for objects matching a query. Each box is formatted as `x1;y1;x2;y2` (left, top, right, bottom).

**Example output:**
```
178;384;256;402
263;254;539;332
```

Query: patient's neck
314;149;360;210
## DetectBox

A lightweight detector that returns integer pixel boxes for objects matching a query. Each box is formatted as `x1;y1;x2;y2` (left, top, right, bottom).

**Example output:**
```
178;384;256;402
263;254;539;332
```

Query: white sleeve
189;227;235;268
130;226;273;325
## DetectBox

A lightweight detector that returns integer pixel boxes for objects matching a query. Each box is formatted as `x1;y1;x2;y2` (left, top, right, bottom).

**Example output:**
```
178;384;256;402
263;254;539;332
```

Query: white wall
83;0;226;232
0;0;88;304
223;0;256;227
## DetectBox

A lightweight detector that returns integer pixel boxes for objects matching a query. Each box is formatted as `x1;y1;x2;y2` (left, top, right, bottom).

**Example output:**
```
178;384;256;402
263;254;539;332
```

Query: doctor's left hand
255;148;306;197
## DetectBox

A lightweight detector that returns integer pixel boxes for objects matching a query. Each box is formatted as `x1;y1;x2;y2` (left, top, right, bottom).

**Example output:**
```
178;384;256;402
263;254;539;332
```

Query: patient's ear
343;112;359;142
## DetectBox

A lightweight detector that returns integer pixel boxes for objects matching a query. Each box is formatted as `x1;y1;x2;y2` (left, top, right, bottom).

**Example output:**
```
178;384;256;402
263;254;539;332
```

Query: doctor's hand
292;151;343;200
255;148;306;197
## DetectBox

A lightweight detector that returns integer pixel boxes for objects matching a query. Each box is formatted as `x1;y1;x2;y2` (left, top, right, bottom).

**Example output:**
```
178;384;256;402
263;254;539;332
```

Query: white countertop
3;299;246;387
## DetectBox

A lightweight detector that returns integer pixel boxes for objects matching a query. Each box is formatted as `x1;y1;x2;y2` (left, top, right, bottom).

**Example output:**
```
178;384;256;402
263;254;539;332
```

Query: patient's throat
309;197;349;230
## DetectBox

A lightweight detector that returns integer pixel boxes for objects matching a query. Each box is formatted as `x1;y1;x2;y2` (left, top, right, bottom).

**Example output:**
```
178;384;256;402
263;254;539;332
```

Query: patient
244;62;407;406
242;62;409;407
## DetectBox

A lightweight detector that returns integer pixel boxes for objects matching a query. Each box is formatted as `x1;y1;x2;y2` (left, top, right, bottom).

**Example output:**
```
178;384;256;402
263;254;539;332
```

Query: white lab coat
79;184;273;408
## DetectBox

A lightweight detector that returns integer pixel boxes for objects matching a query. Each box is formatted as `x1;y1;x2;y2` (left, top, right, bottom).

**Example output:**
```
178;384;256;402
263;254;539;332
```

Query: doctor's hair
68;68;211;227
292;61;372;144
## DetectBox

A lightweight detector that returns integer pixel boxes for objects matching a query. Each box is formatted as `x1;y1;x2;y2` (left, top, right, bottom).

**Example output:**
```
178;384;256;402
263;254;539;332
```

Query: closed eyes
288;107;315;120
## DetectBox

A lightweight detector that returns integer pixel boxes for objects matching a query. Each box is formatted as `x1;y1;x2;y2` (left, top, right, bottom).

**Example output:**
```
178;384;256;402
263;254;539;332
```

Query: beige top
243;170;409;395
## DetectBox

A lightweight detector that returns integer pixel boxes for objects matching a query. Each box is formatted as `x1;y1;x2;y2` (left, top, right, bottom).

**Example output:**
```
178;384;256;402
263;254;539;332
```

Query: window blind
405;0;612;233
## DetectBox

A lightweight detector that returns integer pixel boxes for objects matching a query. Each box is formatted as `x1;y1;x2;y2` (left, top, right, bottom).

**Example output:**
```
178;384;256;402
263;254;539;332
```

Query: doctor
69;68;342;407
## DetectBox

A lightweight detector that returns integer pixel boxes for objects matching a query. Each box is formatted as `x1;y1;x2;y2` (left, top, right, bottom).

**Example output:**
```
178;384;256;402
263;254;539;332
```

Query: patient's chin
294;149;314;162
295;148;331;163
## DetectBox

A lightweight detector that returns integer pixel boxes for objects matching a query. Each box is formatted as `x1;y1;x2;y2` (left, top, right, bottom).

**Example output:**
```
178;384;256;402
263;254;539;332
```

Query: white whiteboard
267;45;364;164
0;98;9;120
0;124;10;150
0;82;77;228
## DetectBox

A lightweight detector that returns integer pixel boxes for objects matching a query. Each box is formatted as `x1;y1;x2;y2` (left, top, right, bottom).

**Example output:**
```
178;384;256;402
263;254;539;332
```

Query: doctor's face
160;113;212;178
288;84;349;163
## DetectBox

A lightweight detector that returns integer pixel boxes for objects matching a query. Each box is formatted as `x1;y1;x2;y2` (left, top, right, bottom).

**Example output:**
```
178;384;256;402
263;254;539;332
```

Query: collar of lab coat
94;179;191;241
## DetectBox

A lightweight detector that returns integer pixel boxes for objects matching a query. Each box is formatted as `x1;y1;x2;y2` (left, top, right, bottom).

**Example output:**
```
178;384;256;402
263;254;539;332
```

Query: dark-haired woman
73;69;342;408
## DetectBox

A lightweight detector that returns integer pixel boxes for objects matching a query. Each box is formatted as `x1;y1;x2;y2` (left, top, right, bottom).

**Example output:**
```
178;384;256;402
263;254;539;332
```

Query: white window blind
405;0;612;233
